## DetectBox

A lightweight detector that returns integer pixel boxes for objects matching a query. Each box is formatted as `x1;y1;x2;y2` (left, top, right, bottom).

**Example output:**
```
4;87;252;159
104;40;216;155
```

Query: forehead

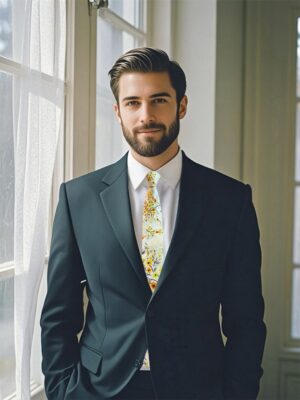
118;71;176;100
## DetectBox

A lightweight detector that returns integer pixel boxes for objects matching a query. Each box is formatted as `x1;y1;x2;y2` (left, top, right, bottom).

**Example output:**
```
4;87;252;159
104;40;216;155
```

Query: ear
114;103;122;124
178;95;188;119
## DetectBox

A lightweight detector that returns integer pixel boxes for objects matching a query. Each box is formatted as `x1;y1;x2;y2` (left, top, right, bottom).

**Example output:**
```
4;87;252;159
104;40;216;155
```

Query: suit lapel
99;151;212;301
149;151;212;303
100;153;152;296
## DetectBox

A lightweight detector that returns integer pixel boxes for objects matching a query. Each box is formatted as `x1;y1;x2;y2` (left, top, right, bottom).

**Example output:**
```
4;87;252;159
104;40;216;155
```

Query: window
95;0;148;168
0;0;66;398
291;17;300;340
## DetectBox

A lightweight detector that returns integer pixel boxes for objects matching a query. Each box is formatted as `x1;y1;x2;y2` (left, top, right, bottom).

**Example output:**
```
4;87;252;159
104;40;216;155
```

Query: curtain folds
13;1;66;398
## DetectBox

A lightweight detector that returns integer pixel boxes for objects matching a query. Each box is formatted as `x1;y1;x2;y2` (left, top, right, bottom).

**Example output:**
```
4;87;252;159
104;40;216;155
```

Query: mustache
133;123;166;134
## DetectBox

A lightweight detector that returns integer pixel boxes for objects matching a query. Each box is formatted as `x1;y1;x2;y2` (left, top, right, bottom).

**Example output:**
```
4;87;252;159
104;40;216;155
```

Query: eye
153;98;167;104
126;101;140;107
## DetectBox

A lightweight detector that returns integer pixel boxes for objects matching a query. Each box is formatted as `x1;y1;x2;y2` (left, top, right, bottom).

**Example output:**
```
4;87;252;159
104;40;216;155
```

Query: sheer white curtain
12;1;66;398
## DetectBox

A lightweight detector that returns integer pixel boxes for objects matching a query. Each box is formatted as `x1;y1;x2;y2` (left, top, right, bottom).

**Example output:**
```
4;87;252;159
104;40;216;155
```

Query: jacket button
134;359;142;368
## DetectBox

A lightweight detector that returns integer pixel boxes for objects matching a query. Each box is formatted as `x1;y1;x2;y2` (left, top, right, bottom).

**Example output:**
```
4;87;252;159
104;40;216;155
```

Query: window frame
0;0;68;397
98;2;148;41
283;8;300;351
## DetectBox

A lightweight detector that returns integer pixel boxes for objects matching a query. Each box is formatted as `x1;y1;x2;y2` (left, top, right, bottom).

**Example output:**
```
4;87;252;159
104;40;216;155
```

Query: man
41;48;266;400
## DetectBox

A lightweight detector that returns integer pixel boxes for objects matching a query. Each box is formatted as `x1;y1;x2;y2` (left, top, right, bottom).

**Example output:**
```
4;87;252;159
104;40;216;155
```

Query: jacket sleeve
40;183;86;399
221;184;267;400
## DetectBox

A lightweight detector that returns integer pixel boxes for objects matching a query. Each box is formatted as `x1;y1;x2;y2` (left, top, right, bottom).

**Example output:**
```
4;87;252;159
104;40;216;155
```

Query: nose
139;103;155;125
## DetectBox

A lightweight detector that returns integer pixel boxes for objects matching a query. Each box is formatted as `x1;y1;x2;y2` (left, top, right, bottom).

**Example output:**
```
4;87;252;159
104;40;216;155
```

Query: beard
120;112;180;157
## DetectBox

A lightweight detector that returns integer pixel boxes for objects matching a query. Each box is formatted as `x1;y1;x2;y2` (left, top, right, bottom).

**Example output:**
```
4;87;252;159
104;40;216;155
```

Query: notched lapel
99;152;212;303
150;153;213;302
99;156;152;296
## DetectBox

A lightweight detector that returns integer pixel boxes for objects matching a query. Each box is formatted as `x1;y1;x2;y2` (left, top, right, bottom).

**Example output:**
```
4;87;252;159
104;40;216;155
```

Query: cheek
161;108;177;124
120;111;138;127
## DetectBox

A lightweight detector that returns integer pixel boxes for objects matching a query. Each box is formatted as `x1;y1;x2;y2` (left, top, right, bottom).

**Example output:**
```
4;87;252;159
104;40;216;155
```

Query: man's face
114;72;187;157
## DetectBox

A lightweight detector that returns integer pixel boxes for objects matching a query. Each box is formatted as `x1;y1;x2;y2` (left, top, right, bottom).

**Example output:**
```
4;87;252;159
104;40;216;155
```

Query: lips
138;129;161;134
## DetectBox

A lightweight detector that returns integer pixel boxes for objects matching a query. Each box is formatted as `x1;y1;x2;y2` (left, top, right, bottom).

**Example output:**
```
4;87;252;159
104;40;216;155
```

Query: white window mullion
0;57;21;75
0;262;14;280
99;8;146;40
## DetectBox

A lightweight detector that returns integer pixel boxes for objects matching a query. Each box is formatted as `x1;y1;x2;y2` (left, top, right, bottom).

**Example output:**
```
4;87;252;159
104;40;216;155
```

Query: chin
136;148;166;157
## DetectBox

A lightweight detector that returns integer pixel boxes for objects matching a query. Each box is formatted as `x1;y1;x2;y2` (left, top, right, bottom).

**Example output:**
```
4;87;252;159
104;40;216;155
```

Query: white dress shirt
127;147;182;260
127;147;182;370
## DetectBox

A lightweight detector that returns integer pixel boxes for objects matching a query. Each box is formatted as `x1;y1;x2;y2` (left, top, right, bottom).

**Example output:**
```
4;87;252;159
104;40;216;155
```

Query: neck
130;141;180;170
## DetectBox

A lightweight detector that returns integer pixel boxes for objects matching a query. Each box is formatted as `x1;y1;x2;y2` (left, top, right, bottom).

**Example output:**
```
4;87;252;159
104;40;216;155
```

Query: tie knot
146;171;160;188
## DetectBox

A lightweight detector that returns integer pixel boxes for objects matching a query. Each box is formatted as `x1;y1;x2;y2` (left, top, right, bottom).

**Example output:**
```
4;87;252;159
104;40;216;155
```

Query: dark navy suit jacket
40;151;266;399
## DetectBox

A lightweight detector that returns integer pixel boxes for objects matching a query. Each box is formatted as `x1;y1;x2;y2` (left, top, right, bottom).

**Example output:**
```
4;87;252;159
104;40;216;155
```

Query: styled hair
108;47;186;104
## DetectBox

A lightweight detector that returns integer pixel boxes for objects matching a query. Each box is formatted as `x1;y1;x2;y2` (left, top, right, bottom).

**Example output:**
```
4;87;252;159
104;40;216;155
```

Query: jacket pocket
79;343;103;374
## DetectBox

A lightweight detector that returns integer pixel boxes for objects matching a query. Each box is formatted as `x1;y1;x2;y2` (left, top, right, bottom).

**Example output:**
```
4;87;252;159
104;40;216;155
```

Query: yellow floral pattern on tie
141;171;164;370
141;171;164;293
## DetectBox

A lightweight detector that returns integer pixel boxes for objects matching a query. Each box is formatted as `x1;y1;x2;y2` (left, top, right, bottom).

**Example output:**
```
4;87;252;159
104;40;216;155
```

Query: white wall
174;0;217;168
214;0;244;180
150;0;217;168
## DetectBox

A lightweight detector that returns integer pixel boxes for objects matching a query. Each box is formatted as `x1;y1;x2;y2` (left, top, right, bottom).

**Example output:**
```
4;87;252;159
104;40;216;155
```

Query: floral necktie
141;171;164;369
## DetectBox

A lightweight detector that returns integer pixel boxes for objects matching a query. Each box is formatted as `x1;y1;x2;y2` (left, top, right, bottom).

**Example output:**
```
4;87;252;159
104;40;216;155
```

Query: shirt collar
127;147;182;190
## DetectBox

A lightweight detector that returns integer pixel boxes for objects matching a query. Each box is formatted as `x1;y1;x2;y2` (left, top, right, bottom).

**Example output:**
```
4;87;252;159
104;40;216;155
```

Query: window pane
95;17;143;168
0;71;14;265
0;277;15;398
292;268;300;338
0;0;12;59
109;0;144;30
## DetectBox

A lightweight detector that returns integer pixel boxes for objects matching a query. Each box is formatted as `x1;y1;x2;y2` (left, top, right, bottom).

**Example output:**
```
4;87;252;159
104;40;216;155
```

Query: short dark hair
108;47;186;104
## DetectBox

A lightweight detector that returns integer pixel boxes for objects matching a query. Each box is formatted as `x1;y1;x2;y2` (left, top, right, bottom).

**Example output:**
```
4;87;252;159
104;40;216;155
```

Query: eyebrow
150;92;171;99
121;92;172;103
